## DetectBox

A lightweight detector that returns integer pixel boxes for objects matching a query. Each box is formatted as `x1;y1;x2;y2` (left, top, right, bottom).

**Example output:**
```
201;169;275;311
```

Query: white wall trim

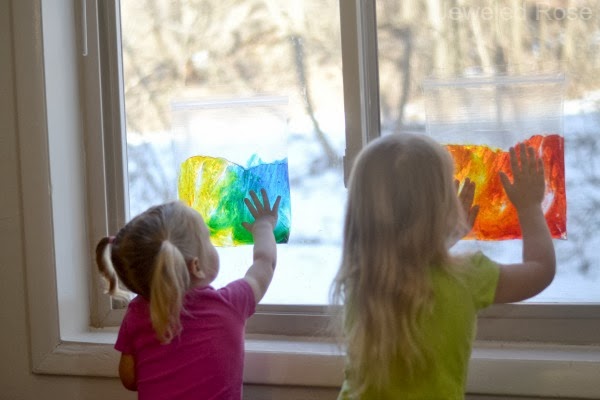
13;0;62;372
31;333;600;399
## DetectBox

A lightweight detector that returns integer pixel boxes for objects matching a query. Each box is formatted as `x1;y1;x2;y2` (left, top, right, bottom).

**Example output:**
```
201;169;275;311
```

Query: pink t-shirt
115;279;256;400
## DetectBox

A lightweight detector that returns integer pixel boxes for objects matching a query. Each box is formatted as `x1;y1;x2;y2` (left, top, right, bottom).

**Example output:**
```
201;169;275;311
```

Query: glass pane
376;0;600;302
119;1;344;305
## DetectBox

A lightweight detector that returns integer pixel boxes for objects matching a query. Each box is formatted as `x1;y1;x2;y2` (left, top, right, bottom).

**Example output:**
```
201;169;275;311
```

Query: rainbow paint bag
172;96;291;246
423;74;566;240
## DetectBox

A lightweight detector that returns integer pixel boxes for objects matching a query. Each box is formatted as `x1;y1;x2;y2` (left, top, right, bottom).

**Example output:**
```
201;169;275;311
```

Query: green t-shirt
338;252;500;400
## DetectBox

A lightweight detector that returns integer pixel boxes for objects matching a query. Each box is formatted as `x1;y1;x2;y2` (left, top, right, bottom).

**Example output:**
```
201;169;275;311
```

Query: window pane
120;1;344;304
376;0;600;302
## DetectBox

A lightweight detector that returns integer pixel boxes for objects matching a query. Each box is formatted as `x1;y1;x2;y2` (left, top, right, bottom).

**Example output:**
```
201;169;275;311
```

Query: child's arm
242;189;281;303
119;353;137;391
493;144;556;304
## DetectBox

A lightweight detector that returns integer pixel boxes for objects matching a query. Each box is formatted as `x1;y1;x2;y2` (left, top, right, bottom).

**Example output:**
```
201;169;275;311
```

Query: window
19;0;600;397
93;0;600;342
375;1;600;304
90;0;600;338
94;1;346;313
370;1;600;347
91;0;387;332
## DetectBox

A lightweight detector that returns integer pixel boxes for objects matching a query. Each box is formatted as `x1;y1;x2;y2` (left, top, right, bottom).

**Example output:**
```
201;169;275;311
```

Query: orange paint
446;134;566;240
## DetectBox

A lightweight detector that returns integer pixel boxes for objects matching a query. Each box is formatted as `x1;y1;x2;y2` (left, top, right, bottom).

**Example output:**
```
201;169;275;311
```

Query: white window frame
16;0;600;397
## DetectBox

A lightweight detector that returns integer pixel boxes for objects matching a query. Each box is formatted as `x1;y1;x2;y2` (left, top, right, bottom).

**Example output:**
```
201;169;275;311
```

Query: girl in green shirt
330;133;556;399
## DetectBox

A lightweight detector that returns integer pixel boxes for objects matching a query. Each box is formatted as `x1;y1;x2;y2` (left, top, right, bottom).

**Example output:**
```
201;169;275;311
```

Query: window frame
93;0;600;345
86;0;129;328
91;0;600;347
17;0;600;397
88;0;382;328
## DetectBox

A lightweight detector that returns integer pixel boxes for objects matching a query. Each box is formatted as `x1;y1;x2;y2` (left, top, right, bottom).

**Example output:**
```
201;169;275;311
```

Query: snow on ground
126;98;600;304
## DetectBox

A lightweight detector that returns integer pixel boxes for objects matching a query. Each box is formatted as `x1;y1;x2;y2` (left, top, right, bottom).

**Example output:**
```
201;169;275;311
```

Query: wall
0;1;128;398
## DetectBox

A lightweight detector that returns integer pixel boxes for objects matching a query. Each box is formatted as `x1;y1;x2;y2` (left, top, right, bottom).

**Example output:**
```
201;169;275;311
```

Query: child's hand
499;143;545;213
493;143;555;304
456;177;479;231
242;189;281;304
242;189;281;233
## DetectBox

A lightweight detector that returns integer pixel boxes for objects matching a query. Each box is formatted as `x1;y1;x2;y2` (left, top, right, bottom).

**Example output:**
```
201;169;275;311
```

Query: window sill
36;330;600;399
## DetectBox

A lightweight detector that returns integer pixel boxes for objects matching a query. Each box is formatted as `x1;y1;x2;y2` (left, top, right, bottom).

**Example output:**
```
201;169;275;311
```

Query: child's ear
187;257;206;280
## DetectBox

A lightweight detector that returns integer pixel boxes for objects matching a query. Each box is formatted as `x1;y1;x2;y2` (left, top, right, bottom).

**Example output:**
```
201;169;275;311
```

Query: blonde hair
95;201;207;343
330;133;466;397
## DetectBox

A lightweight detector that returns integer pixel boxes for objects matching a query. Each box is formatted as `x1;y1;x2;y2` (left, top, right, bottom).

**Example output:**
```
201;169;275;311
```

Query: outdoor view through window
120;1;600;304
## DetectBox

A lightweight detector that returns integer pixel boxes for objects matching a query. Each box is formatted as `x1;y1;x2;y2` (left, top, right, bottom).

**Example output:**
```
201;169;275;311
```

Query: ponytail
95;237;130;301
95;201;202;343
150;240;191;343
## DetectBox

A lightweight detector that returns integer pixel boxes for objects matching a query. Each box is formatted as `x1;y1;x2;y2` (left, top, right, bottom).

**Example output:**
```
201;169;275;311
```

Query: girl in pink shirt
95;189;280;400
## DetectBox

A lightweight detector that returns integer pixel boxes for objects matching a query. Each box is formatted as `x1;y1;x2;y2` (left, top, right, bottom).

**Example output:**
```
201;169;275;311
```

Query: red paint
446;134;566;240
